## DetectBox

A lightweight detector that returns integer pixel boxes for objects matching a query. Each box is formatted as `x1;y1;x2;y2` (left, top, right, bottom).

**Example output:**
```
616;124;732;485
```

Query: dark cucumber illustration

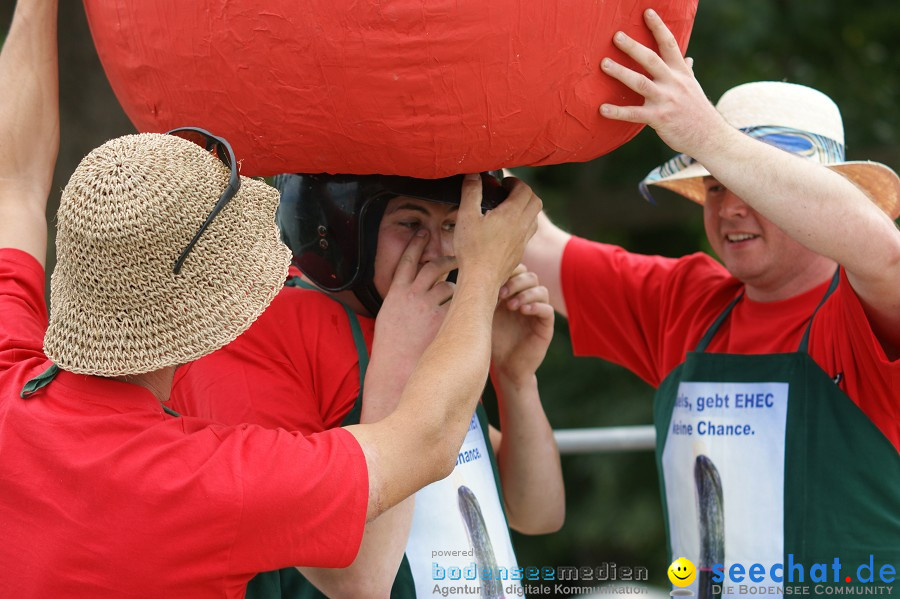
695;455;723;599
458;485;505;599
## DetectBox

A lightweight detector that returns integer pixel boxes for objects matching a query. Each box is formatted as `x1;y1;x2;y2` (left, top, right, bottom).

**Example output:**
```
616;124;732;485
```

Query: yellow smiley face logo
668;557;697;587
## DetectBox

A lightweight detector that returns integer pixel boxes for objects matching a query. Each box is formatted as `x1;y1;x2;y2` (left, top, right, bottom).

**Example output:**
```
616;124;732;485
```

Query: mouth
724;233;759;243
671;572;690;580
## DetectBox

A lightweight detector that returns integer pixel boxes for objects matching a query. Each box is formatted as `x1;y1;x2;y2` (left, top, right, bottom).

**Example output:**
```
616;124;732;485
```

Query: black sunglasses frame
167;127;241;274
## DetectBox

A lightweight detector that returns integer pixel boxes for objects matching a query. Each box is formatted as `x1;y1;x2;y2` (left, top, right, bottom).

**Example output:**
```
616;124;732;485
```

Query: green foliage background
1;0;897;594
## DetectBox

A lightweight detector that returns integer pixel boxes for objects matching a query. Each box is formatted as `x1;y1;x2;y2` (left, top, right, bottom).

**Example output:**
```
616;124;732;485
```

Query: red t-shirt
0;250;368;598
171;272;375;436
561;236;900;451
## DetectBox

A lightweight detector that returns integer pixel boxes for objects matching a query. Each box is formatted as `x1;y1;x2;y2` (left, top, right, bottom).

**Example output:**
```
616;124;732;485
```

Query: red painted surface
84;1;697;177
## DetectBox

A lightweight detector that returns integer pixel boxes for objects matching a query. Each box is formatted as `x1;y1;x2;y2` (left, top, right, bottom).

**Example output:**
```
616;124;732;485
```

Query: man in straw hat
0;1;541;597
524;8;900;591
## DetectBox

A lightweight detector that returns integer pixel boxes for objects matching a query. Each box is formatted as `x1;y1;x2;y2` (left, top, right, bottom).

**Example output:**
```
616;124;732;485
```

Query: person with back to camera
523;9;900;595
0;1;542;596
171;171;566;598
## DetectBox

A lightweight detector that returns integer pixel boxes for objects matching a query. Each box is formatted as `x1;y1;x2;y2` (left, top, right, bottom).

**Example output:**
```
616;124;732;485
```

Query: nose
420;227;447;262
718;190;749;219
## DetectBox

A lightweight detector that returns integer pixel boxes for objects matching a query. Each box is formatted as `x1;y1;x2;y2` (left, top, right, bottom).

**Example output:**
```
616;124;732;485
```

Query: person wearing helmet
171;172;565;597
273;172;511;316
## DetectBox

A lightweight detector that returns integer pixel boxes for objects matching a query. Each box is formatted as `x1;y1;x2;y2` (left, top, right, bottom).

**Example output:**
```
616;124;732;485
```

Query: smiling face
371;196;458;298
701;177;835;301
667;557;697;587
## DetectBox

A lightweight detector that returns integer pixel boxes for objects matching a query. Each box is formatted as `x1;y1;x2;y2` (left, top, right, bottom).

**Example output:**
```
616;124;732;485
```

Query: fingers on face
394;230;430;284
413;255;459;292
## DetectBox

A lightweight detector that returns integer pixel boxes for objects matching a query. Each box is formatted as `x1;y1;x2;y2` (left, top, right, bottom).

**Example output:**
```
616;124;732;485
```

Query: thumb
458;173;483;219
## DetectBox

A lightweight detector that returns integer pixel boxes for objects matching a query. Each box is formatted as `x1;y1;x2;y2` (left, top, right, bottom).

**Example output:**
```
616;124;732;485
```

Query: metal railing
554;425;656;454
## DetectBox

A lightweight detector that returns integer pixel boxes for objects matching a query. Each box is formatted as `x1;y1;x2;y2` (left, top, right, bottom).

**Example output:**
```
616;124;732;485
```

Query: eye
442;221;456;233
705;182;725;194
397;220;421;229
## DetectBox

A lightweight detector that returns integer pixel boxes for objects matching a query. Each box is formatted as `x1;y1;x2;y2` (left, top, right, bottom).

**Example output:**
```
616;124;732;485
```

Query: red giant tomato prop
84;1;697;178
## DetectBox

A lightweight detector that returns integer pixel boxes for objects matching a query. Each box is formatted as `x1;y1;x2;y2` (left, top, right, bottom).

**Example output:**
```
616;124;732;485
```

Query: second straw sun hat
639;81;900;219
43;132;290;377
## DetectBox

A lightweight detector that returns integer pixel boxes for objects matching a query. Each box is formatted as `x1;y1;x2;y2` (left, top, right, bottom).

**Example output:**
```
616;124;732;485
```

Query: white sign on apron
405;412;523;598
662;381;789;598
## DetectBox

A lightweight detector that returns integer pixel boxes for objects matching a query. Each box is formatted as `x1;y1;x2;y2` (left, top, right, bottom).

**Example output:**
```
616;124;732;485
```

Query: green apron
247;278;518;598
653;271;900;597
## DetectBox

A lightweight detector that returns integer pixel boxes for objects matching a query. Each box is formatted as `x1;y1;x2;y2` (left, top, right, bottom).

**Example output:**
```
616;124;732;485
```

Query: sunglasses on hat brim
166;127;241;275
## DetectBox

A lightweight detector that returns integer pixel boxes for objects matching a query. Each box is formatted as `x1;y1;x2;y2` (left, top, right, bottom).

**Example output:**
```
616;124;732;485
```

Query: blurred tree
1;0;896;594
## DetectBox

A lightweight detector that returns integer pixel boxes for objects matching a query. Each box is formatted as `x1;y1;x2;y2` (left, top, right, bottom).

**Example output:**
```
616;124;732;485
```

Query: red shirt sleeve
0;249;48;374
808;269;900;450
560;236;740;386
227;425;369;571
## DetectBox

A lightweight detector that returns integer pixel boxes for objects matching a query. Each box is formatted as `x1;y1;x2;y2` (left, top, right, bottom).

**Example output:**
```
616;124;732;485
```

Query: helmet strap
352;196;389;316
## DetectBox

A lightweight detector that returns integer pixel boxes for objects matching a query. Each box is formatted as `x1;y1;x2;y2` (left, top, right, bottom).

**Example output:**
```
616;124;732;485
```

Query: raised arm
522;211;572;318
344;174;541;521
599;9;900;355
299;249;458;596
0;0;59;266
489;265;565;534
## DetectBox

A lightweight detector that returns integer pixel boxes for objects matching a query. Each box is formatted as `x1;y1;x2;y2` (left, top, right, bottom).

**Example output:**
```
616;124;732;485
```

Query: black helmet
275;172;507;315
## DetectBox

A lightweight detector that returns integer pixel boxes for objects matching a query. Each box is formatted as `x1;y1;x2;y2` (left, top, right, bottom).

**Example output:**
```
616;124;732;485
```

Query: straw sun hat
639;81;900;219
44;133;290;377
